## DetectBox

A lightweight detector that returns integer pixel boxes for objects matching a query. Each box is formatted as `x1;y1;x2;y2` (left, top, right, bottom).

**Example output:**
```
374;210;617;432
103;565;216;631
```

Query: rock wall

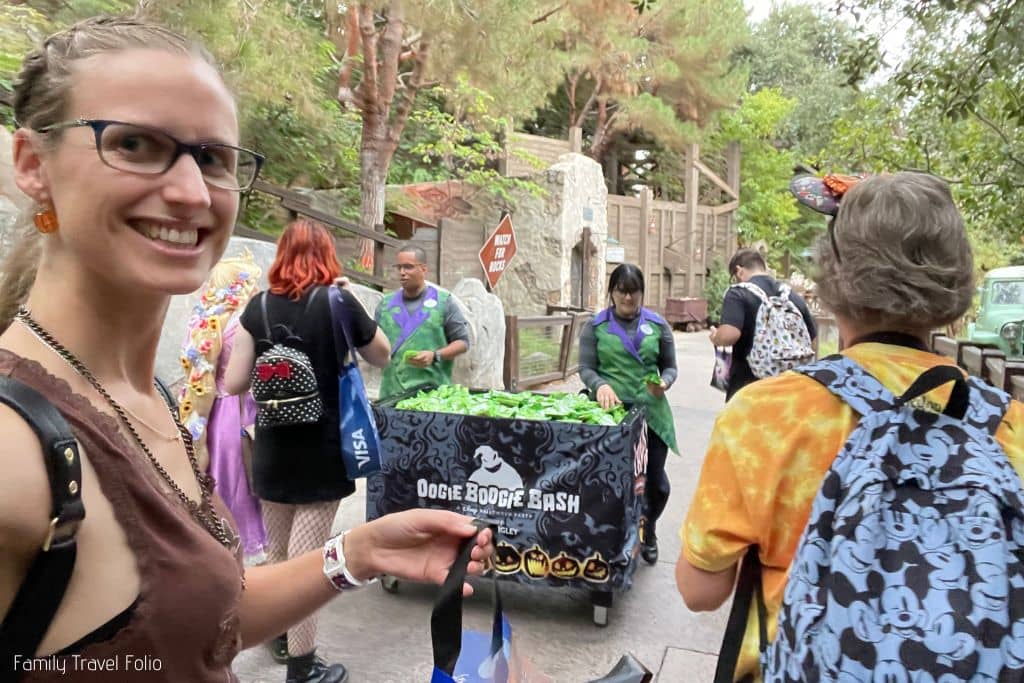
434;153;609;317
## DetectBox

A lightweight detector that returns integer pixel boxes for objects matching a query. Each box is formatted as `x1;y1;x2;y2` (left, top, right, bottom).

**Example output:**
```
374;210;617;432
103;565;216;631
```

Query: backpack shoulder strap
0;376;84;668
964;376;1012;436
733;282;769;304
258;291;272;341
303;286;323;316
796;355;899;416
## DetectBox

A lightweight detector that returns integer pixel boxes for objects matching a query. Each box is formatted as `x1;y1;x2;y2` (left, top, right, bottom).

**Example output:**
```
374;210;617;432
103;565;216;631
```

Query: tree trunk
358;112;394;270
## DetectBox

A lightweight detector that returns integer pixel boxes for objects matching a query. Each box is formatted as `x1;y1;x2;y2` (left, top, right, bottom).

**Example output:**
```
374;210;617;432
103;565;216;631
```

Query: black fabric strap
259;290;272;341
431;520;492;676
895;365;970;420
153;376;177;410
0;376;84;677
714;545;767;683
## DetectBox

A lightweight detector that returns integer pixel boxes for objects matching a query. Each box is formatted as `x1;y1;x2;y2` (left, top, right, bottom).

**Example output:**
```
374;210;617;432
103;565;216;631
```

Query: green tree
744;4;859;162
532;0;747;164
328;1;566;262
710;88;801;257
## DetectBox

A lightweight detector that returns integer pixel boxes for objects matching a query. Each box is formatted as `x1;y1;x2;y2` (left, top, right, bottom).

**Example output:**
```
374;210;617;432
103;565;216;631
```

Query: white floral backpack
734;281;814;378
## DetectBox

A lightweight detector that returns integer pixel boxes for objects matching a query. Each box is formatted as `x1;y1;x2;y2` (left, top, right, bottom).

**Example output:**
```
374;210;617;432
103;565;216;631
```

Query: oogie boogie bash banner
366;404;649;591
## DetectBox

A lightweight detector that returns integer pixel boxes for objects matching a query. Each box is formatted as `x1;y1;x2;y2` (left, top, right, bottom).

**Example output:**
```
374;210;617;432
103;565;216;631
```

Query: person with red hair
225;218;389;682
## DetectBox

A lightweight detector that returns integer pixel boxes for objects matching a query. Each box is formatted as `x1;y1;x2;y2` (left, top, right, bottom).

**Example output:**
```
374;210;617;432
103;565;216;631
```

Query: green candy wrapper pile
394;384;628;425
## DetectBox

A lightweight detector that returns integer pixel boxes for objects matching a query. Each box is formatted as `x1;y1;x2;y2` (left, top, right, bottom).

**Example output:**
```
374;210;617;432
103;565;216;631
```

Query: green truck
968;266;1024;357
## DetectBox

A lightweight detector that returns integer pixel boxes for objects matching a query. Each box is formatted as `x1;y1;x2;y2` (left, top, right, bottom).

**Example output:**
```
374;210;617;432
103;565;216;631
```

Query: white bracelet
322;531;374;592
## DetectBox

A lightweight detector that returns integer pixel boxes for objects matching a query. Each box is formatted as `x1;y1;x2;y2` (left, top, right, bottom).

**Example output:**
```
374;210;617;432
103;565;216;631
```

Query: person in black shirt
224;218;390;682
709;249;817;401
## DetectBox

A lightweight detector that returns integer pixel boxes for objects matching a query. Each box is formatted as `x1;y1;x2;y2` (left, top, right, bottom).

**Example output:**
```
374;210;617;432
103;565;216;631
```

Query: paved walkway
233;332;732;682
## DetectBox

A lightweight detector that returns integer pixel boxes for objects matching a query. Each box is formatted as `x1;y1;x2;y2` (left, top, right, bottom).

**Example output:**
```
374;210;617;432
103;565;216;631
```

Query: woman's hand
646;380;667;399
596;384;621;410
343;510;494;596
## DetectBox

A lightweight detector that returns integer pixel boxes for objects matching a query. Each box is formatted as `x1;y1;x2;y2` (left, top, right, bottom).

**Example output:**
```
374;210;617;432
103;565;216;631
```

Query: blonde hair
178;251;262;459
0;16;215;332
813;172;975;330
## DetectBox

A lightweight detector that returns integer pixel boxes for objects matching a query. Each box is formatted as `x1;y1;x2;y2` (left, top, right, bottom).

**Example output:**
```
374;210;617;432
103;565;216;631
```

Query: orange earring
33;208;58;234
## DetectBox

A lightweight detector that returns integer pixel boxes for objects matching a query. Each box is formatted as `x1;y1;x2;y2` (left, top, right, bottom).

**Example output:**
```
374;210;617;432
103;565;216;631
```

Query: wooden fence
503;309;593;391
247;179;414;291
929;333;1024;399
605;144;740;307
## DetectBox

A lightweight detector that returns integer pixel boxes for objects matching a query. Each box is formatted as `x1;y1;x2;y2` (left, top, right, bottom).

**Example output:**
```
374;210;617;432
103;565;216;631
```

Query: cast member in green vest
376;245;470;400
579;263;679;565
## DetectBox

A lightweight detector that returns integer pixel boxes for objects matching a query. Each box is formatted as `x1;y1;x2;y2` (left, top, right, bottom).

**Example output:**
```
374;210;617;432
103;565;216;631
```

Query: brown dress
0;351;245;682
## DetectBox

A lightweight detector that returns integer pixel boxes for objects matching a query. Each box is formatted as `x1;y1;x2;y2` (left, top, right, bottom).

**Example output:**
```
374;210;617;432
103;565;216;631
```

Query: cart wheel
593;605;609;627
381;575;400;594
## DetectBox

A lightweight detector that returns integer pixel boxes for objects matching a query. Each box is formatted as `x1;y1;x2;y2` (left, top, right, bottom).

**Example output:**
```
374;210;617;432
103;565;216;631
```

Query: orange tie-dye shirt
682;343;1024;682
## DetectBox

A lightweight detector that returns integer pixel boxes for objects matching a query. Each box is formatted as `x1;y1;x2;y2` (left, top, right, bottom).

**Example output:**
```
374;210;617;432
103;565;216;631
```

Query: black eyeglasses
36;119;264;192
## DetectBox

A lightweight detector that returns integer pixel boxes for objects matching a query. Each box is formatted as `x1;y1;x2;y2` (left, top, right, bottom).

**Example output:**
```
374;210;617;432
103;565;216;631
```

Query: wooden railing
503;311;593;391
248;179;400;290
929;332;1024;400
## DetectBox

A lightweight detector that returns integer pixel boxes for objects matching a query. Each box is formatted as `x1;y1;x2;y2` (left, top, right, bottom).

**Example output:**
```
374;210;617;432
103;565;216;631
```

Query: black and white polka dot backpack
251;288;324;428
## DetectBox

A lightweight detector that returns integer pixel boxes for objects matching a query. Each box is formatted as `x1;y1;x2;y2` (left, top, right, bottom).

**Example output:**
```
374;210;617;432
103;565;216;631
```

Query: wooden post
685;144;700;296
725;141;741;255
437;219;446;288
581;227;592;310
639;187;652;278
499;120;513;177
373;224;386;282
503;315;519;391
569;126;583;153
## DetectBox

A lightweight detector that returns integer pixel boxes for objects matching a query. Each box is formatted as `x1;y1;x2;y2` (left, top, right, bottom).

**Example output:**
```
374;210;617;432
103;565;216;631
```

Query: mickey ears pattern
790;174;867;216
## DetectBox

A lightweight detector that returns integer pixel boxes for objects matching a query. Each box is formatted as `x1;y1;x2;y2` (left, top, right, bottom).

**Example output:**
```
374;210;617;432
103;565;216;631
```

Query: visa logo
351;428;371;469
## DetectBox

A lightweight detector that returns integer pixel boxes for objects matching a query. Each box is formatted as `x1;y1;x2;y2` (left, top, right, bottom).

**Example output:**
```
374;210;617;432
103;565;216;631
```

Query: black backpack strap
153;376;177;410
303;286;323;316
259;291;272;341
0;376;84;671
714;545;768;683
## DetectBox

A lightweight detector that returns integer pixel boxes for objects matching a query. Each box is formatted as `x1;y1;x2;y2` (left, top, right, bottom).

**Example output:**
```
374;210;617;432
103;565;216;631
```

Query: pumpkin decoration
522;545;551;579
493;544;522;574
549;552;581;580
582;552;610;583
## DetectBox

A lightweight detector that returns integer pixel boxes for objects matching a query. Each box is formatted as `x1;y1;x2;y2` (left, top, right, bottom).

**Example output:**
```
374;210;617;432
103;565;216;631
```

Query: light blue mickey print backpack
763;356;1024;682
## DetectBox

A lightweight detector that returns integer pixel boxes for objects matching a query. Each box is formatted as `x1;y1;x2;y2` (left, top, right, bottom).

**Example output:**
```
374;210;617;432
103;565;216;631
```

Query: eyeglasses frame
34;118;265;192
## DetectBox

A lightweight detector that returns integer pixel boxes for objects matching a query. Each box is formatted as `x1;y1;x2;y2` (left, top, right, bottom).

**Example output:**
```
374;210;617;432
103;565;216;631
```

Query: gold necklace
17;318;183;442
15;307;239;550
118;399;184;442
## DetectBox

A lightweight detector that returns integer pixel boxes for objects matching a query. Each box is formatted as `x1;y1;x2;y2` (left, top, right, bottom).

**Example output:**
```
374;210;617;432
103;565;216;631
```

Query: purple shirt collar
594;306;660;363
387;286;439;355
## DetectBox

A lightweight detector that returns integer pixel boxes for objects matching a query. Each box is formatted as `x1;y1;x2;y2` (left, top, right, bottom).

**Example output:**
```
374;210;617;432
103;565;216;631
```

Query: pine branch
573;75;604;128
532;3;567;25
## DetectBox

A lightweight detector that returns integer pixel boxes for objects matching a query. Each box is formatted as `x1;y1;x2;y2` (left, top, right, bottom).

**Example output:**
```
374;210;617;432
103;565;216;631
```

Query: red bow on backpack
257;361;292;382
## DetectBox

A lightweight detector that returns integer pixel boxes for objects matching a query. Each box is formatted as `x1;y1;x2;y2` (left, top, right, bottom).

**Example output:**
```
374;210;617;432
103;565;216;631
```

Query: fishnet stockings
261;499;339;656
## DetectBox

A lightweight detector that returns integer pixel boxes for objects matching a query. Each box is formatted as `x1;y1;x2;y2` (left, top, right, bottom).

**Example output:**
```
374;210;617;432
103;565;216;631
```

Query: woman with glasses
578;263;679;565
222;217;390;679
0;16;492;683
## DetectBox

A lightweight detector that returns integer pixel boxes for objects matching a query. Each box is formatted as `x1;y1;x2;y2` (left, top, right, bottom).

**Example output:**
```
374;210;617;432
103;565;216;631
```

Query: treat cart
664;297;709;332
366;388;649;626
